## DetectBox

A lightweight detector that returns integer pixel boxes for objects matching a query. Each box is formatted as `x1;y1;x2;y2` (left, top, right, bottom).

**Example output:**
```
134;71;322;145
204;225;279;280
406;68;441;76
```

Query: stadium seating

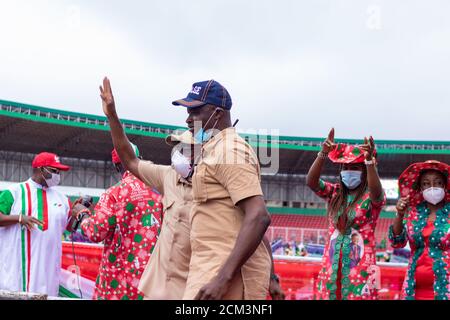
270;214;327;229
269;214;395;248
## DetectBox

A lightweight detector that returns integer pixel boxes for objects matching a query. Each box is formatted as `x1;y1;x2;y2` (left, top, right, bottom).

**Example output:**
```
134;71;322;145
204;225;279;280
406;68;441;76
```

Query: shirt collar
27;178;45;190
202;127;235;150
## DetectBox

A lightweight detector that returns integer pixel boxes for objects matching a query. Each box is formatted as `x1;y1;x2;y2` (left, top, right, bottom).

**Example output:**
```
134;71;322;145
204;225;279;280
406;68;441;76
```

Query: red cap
111;149;121;164
111;143;140;164
32;152;70;171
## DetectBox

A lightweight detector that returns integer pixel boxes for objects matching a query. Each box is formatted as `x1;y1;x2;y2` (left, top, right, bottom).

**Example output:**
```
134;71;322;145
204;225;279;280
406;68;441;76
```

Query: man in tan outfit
172;79;273;300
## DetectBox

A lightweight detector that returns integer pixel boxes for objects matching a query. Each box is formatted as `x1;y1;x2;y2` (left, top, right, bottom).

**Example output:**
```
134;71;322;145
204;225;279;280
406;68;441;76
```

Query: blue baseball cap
172;80;232;110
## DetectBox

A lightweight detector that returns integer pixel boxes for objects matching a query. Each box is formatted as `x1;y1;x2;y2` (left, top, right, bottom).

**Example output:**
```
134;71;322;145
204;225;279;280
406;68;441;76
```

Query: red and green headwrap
328;143;377;164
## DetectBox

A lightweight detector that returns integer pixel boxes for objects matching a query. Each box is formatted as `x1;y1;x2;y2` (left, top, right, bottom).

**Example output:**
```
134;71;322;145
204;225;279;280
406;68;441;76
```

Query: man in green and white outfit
0;152;76;296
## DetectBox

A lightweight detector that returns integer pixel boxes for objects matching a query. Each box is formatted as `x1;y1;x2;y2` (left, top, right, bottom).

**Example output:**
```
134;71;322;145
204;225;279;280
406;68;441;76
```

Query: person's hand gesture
396;195;410;218
100;77;116;118
20;216;43;231
360;136;376;160
322;128;335;153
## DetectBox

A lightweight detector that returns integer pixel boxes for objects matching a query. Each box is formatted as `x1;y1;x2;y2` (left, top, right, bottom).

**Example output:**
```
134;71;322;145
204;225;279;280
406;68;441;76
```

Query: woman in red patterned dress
306;128;386;300
389;160;450;300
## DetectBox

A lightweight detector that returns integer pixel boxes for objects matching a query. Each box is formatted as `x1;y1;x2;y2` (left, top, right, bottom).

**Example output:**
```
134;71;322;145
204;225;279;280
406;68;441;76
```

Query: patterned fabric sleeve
369;191;387;221
80;191;116;243
0;190;14;215
313;179;337;201
371;190;387;209
388;223;408;248
442;205;450;244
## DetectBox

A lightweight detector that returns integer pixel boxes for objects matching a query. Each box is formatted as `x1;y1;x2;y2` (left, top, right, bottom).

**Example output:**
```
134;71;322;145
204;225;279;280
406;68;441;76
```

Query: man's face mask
42;167;61;188
194;108;220;144
340;170;362;190
422;187;445;205
171;150;192;179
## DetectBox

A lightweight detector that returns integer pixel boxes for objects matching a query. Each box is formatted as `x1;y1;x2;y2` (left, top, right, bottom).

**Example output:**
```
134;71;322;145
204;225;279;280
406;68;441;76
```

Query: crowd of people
0;77;448;300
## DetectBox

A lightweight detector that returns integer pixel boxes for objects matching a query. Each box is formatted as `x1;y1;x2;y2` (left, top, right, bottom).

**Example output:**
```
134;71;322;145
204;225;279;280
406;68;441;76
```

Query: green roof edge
1;99;449;154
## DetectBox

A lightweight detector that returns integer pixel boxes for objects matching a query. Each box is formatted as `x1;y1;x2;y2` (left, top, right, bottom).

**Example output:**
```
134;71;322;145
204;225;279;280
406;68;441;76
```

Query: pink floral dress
314;179;386;300
81;171;163;300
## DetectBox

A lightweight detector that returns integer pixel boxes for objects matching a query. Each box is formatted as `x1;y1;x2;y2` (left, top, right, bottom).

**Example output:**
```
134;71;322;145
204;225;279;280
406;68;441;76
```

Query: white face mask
422;187;445;205
42;168;61;188
171;150;192;178
340;170;362;190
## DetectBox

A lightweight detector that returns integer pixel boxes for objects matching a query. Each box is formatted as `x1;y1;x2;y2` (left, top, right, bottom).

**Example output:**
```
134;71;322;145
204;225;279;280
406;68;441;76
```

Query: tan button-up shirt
137;162;192;299
183;127;271;300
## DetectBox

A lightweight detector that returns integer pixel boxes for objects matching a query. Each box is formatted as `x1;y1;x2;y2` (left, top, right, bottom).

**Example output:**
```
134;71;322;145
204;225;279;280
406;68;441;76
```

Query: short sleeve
0;190;14;215
371;190;386;209
314;179;337;201
138;161;170;194
215;163;263;205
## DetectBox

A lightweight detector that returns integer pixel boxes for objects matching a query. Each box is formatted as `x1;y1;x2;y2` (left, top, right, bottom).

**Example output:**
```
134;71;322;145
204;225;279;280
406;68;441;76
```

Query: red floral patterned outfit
81;171;162;300
314;179;386;300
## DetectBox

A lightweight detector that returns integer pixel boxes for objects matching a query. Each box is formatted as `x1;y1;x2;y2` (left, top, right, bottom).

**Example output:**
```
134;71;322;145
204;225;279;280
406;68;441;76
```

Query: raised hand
100;77;116;118
396;195;410;217
360;136;375;160
322;128;335;153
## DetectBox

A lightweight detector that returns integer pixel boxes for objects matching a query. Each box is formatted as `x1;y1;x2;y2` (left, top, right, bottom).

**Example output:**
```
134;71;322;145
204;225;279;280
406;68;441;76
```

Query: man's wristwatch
364;159;375;166
270;273;280;283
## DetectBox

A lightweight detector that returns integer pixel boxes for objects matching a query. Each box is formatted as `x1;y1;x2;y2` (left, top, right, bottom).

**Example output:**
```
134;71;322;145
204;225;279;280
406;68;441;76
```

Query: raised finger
328;128;335;142
105;77;112;93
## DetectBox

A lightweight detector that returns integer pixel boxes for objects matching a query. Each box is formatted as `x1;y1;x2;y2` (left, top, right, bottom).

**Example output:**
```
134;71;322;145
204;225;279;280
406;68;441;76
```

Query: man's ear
214;108;224;121
39;167;47;176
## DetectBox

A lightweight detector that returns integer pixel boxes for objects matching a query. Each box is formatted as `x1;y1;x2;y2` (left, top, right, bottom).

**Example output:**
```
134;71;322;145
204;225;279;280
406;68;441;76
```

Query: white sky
1;0;449;140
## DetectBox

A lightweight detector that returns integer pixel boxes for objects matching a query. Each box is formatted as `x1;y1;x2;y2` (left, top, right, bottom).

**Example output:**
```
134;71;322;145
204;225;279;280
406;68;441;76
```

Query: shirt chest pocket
192;164;208;203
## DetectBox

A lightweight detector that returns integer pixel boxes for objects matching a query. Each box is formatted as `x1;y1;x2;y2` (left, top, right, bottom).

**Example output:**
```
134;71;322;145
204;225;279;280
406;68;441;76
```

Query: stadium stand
0;98;448;250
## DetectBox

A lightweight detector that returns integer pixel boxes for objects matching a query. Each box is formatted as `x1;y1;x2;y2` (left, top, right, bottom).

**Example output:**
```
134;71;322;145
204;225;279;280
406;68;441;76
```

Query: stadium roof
0;99;448;177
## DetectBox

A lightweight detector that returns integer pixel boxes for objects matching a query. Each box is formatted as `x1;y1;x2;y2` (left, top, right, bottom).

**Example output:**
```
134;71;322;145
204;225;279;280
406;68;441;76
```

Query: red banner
62;242;407;300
